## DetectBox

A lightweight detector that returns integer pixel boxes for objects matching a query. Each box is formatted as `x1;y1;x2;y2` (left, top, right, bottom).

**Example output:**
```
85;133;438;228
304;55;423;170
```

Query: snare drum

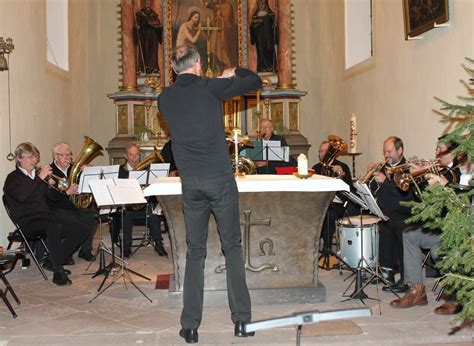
337;215;380;268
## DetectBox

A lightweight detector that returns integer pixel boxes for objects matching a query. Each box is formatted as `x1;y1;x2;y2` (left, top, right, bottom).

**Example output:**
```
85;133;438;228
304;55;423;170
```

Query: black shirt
158;68;262;180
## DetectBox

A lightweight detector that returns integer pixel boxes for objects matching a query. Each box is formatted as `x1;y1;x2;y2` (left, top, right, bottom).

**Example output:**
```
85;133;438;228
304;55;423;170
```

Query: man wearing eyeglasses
48;142;98;263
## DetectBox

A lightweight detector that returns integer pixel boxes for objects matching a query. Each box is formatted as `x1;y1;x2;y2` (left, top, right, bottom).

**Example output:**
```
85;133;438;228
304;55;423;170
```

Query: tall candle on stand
297;153;308;175
256;90;260;112
233;129;239;175
350;113;357;154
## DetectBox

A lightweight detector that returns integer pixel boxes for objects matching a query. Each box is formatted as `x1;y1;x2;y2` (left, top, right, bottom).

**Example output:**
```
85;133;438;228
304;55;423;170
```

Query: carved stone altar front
158;190;334;307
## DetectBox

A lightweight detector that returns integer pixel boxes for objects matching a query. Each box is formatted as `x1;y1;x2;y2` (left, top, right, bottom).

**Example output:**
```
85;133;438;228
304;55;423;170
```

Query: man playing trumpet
3;142;87;286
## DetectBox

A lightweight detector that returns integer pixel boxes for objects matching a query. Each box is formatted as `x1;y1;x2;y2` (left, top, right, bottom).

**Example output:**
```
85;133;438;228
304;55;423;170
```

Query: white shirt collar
18;166;35;179
127;163;134;171
54;161;69;177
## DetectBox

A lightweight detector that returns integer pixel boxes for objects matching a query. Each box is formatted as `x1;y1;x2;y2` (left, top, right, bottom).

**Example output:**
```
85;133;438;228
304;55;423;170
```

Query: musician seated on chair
47;142;98;263
368;136;416;292
255;118;296;174
3;142;87;286
390;137;462;314
312;140;353;255
111;143;168;258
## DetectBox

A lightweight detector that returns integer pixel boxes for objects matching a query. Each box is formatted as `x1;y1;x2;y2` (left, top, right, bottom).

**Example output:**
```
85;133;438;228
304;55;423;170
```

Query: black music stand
88;179;152;303
246;140;289;174
341;182;398;306
318;191;367;273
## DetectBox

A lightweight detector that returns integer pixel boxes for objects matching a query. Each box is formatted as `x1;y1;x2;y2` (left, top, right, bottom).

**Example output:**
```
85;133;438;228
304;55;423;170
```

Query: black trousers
180;174;251;329
52;208;98;252
378;211;411;279
321;203;345;250
23;218;86;271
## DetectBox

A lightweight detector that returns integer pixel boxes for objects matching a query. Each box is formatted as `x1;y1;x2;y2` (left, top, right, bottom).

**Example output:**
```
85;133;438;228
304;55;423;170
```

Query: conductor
157;43;262;343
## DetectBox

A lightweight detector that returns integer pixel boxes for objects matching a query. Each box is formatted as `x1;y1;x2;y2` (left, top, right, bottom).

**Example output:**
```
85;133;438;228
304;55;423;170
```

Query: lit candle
297;153;308;175
350;113;357;153
256;91;260;112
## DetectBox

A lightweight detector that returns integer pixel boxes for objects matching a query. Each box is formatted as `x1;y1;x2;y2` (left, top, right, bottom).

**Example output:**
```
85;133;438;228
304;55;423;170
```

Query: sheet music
89;179;146;207
102;165;120;179
129;170;148;185
148;163;170;184
353;181;388;221
78;166;102;193
261;140;289;162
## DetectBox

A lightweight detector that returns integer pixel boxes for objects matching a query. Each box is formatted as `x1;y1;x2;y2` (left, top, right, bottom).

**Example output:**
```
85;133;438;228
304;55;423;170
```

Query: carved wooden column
276;0;293;89
121;0;137;91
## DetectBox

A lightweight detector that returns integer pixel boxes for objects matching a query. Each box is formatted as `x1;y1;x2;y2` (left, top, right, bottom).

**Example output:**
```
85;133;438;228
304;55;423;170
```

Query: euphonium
133;149;165;171
226;133;257;175
321;135;348;177
69;136;104;208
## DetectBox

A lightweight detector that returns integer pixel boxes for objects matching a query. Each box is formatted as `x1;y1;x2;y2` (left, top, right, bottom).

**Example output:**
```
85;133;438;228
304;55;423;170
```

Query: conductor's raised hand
218;68;236;78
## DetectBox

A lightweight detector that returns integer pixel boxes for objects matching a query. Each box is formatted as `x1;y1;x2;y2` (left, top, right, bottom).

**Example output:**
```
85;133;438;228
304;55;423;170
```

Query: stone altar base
158;190;335;307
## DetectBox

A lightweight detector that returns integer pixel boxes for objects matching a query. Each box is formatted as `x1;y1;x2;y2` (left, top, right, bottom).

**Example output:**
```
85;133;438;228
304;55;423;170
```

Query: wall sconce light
0;37;14;72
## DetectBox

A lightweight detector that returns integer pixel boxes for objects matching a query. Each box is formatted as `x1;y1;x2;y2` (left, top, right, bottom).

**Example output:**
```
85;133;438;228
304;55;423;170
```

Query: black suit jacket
158;68;262;180
312;158;353;188
3;167;57;226
48;162;76;210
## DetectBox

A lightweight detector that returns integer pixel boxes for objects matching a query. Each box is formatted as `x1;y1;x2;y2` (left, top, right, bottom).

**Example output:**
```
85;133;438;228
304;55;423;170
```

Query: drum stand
342;213;399;305
89;206;152;303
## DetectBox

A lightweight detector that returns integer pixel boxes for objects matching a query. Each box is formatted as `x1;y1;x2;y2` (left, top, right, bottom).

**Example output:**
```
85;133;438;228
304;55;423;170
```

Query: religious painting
289;102;299;131
165;0;244;84
270;102;283;130
117;104;129;135
246;99;260;133
403;0;449;40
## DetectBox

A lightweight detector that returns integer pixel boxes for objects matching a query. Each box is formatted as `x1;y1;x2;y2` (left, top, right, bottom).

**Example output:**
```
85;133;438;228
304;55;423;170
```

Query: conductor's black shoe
234;321;255;337
78;249;94;262
383;279;410;293
179;328;198;343
52;269;72;286
154;241;168;257
43;259;71;275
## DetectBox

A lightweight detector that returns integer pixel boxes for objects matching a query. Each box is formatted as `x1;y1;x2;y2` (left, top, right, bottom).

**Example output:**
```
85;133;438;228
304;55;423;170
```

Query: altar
144;174;349;307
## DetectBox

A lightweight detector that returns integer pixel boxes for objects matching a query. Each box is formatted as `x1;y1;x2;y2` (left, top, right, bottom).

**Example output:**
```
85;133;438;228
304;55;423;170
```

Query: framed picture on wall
164;0;246;85
403;0;449;40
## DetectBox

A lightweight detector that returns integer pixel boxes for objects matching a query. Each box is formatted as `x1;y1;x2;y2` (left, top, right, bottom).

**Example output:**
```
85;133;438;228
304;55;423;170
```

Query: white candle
297;153;308;175
350;113;357;153
233;129;239;174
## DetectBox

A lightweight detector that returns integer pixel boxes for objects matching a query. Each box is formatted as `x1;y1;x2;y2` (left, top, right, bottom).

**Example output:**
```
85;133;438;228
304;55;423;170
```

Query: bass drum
337;215;380;268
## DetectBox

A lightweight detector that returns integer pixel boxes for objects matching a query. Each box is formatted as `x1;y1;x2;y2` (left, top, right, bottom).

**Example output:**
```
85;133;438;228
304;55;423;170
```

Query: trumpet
358;160;388;184
37;166;70;193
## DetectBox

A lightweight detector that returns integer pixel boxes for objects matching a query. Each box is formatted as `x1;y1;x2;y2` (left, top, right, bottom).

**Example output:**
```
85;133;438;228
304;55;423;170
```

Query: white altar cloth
144;174;349;196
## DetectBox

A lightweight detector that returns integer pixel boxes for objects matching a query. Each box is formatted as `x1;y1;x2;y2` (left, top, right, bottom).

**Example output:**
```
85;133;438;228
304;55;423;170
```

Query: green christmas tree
405;57;473;324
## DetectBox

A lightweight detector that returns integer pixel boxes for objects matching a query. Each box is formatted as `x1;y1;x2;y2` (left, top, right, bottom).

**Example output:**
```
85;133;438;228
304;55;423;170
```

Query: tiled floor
0;232;472;345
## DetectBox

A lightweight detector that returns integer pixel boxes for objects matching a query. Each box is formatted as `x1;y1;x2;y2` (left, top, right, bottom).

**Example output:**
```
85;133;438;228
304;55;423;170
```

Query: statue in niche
134;0;163;74
250;0;278;73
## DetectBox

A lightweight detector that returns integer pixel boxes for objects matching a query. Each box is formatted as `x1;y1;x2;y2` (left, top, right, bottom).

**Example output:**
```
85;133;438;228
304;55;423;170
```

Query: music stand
318;190;367;273
88;179;152;303
245;140;290;174
131;163;171;255
341;181;398;306
83;165;120;278
245;307;371;346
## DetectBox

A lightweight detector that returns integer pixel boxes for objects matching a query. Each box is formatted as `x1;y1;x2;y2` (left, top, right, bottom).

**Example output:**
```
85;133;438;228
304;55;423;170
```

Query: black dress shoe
383;279;410;293
234;320;255;337
78;249;94;262
379;267;395;285
154;241;168;257
179;328;198;343
52;269;72;286
43;260;71;275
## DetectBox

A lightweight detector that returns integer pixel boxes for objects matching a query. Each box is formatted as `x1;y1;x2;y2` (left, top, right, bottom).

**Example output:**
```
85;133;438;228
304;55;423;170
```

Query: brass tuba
69;136;104;208
321;135;347;177
133;149;165;171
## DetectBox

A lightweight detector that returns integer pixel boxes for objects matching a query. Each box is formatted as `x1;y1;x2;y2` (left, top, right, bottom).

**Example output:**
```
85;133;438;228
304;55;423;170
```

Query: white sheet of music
262;140;290;162
129;170;148;185
78;166;102;193
89;179;146;207
148;163;170;184
102;165;120;179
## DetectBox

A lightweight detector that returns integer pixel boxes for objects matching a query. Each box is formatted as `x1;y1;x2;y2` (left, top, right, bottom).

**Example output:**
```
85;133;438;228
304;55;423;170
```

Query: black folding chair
0;251;25;318
3;195;49;280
